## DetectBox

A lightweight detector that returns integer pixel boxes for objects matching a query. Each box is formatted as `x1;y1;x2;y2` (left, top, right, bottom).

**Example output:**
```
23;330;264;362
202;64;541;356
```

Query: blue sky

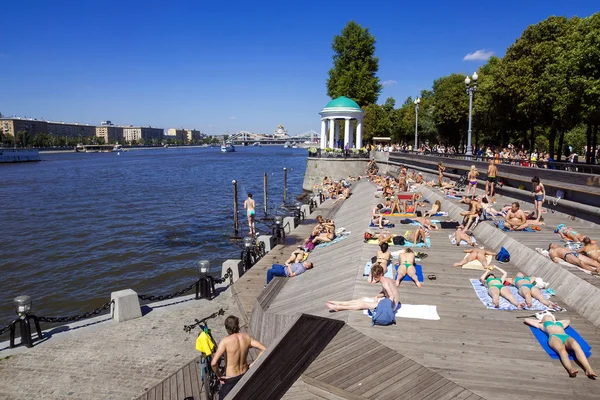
0;1;597;135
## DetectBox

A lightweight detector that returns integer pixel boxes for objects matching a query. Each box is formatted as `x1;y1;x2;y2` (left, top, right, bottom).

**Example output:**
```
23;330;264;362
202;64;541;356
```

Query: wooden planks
135;356;203;400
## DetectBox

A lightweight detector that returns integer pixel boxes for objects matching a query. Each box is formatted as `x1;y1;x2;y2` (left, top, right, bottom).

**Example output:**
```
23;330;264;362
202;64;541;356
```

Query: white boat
283;142;292;148
0;148;41;163
291;144;298;149
221;142;235;152
112;144;123;152
253;142;262;147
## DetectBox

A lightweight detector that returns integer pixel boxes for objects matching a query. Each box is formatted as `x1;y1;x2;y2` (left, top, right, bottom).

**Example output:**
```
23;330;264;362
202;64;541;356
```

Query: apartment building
95;125;124;143
123;127;164;142
0;117;96;137
166;128;202;143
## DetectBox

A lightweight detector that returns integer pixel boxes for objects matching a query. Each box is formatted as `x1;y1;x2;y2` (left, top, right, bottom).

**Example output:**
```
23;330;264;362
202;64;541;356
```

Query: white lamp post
465;72;478;156
413;98;421;151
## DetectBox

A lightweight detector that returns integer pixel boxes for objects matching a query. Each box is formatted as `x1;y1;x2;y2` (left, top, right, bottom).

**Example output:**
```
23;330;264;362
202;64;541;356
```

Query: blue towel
495;220;535;232
528;326;592;360
446;194;462;199
314;232;350;249
397;264;424;282
369;222;395;228
469;279;552;311
363;261;394;279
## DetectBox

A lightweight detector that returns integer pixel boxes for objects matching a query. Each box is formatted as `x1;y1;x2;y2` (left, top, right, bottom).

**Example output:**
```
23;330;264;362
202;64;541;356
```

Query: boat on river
253;142;262;147
221;142;235;152
0;148;41;163
283;142;292;148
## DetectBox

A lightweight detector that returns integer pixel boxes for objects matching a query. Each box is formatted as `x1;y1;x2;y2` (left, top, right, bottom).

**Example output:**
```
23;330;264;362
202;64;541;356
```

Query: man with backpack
326;264;399;314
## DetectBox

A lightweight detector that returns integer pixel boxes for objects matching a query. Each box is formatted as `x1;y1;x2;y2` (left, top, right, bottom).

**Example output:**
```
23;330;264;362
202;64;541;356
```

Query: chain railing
38;300;114;323
0;322;13;336
138;280;199;302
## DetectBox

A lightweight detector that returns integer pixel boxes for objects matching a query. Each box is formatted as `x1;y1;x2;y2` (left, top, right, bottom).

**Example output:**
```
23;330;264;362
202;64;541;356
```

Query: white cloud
381;80;397;86
229;116;237;120
463;49;495;61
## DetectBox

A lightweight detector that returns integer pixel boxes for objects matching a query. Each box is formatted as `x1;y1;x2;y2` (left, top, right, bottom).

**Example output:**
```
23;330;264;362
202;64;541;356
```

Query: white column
348;119;354;148
328;118;335;149
356;118;363;149
344;118;350;148
334;120;340;148
320;119;326;149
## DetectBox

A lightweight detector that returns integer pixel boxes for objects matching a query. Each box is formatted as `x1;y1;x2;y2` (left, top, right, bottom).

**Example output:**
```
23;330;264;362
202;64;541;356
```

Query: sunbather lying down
453;247;496;268
287;248;308;264
556;224;585;242
451;225;477;246
505;272;558;309
548;243;600;274
327;264;400;311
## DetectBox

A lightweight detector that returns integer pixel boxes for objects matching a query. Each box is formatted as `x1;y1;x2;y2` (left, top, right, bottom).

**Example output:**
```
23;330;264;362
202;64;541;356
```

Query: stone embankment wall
302;157;369;191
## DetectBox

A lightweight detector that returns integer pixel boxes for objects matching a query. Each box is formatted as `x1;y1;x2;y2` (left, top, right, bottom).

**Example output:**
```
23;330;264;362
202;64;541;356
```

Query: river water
0;146;307;328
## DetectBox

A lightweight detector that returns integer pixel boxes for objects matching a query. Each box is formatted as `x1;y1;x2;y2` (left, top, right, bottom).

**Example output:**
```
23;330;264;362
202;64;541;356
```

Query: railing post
263;172;268;216
232;180;239;238
283;167;287;204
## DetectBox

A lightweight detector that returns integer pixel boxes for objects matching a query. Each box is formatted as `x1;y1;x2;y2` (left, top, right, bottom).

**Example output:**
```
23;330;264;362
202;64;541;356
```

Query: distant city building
273;124;289;138
0;117;96;138
123;126;163;142
166;128;202;142
96;125;124;143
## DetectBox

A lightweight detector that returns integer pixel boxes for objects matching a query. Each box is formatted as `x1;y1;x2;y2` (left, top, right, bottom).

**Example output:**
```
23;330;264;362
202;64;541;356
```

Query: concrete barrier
301;204;311;219
110;289;142;323
223;259;244;283
257;235;275;253
283;216;296;233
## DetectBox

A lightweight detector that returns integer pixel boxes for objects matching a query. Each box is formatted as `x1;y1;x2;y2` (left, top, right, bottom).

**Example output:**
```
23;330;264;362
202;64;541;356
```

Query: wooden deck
136;356;203;400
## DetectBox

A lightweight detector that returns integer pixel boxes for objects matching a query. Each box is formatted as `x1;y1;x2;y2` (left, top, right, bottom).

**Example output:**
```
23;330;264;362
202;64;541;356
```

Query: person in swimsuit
312;222;335;244
524;313;597;378
243;193;256;237
453;247;496;268
530;177;545;223
451;224;477;246
466;165;479;198
368;243;392;282
479;266;525;308
556;224;585;242
437;162;445;186
506;272;558;309
212;316;267;398
395;248;422;288
372;204;390;229
485;159;498;197
579;237;600;262
327;264;400;311
405;226;427;245
504;202;528;231
548;243;600;274
424;200;441;217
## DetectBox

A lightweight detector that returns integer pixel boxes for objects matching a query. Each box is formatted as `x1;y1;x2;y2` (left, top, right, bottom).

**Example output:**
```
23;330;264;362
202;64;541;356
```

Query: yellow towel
195;331;215;356
461;255;493;270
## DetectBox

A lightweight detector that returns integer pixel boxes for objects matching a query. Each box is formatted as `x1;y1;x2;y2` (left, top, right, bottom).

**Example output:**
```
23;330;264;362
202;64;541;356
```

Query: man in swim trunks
212;315;266;398
485;158;498;197
244;193;256;237
579;237;600;262
396;248;422;288
548;243;600;274
504;202;528;231
327;264;400;311
453;247;496;268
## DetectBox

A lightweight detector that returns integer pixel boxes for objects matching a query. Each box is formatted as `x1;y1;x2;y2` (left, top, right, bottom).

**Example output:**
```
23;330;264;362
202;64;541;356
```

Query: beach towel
369;222;395;228
383;213;416;217
367;236;430;248
449;234;476;246
469;279;552;310
446;194;462;199
564;241;583;250
440;221;460;229
314;232;350;249
364;303;440;321
535;248;594;276
363;261;394;279
397;264;424;282
495;220;535;232
431;212;449;217
461;254;493;270
528;326;592;360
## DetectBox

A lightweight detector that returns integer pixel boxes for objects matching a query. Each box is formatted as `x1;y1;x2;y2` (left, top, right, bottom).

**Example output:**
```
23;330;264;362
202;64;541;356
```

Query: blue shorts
534;195;543;202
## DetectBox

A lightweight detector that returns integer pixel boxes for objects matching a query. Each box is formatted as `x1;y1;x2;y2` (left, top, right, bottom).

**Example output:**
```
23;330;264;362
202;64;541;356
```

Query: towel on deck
535;248;594;275
461;254;493;270
446;194;462;199
449;234;476;246
397;264;424;282
528;326;592;360
495;220;535;232
314;232;350;249
367;236;431;248
383;213;416;217
469;279;553;310
431;212;449;217
363;303;440;321
440;221;460;229
369;222;395;228
563;241;583;250
363;261;394;279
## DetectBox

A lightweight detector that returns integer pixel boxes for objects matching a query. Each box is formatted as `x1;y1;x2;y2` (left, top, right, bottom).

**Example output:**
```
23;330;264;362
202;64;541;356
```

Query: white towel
363;304;440;320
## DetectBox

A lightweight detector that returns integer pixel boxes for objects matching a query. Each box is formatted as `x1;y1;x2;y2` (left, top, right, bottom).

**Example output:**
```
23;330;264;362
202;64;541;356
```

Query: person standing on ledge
437;162;445;186
212;315;266;398
485;158;498;197
244;193;256;237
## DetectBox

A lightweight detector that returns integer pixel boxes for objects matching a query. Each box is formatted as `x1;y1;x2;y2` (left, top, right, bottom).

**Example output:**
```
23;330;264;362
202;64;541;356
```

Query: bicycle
240;238;266;272
184;308;226;400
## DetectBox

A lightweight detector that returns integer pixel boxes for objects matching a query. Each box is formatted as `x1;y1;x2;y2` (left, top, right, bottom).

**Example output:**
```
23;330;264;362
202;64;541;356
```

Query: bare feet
453;262;463;267
586;369;597;379
416;281;423;288
518;303;526;309
326;303;339;312
569;369;579;378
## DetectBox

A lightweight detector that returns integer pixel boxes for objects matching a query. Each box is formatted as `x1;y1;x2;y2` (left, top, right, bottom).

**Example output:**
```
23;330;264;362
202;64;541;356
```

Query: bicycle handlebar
183;308;225;333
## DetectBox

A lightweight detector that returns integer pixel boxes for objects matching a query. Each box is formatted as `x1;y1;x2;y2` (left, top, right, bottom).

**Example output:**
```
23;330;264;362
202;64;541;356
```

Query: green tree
432;74;469;148
326;21;382;107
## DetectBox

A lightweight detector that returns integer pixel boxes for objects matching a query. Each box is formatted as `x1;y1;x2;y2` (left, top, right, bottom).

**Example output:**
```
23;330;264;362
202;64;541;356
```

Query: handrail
385;150;600;175
308;148;369;159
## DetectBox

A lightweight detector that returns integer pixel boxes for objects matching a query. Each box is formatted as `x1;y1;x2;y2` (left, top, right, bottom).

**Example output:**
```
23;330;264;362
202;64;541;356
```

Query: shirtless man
453;247;496;268
396;248;422;288
548;243;600;274
505;202;528;231
212;315;266;398
486;159;498;197
327;264;400;311
244;193;256;237
372;204;390;229
579;237;600;262
451;225;477;246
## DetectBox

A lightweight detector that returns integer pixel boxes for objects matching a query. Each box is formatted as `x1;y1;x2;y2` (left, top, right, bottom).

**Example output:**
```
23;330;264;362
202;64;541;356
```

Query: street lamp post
413;98;421;151
465;72;478;156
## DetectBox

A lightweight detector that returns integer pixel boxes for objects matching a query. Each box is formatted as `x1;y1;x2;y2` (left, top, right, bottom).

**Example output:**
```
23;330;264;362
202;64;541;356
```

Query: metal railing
308;149;370;159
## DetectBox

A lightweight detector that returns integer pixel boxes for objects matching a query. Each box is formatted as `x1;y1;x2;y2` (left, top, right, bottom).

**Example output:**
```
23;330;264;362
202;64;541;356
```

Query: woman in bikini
437;162;445;186
424;200;441;217
556;224;585;242
506;272;558;309
531;176;545;223
524;313;597;378
243;193;256;237
479;266;525;309
372;204;390;229
312;223;335;244
466;165;479;198
405;226;427;245
580;237;600;262
368;242;392;282
396;248;422;288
